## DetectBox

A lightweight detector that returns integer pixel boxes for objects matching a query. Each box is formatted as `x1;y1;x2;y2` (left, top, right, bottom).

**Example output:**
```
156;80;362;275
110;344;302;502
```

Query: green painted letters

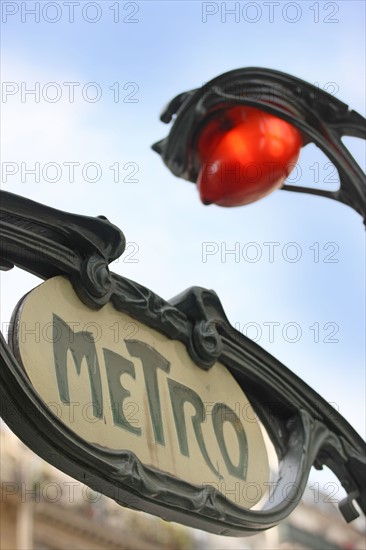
168;379;219;478
212;403;248;481
52;314;103;419
52;318;250;480
125;340;170;446
103;348;141;435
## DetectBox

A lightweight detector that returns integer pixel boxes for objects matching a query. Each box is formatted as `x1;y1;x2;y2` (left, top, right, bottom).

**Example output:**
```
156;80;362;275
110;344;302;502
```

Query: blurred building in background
1;424;365;550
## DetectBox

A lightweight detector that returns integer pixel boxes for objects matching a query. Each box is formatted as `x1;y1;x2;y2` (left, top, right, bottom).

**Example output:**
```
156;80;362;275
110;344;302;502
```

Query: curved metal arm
0;191;365;535
152;67;366;222
0;190;125;308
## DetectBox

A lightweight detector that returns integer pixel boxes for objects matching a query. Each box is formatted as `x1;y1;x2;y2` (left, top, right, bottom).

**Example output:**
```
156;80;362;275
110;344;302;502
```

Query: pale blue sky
1;0;365;447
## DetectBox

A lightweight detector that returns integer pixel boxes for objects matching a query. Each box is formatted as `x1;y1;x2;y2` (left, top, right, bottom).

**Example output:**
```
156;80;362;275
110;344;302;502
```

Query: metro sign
0;191;365;536
11;276;269;511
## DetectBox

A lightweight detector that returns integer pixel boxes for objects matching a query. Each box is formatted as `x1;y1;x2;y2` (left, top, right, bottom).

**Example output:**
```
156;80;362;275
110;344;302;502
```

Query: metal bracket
152;67;366;222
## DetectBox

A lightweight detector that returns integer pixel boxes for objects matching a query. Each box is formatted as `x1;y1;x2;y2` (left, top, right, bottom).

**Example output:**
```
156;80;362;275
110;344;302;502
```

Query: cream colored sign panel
15;276;269;508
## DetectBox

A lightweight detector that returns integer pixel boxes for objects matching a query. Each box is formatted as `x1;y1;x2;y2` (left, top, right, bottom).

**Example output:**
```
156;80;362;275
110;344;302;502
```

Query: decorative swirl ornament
191;320;223;370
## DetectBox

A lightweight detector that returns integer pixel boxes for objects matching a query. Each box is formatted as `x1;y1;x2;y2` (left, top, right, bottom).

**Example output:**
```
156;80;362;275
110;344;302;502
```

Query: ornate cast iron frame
0;190;365;536
152;67;366;222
